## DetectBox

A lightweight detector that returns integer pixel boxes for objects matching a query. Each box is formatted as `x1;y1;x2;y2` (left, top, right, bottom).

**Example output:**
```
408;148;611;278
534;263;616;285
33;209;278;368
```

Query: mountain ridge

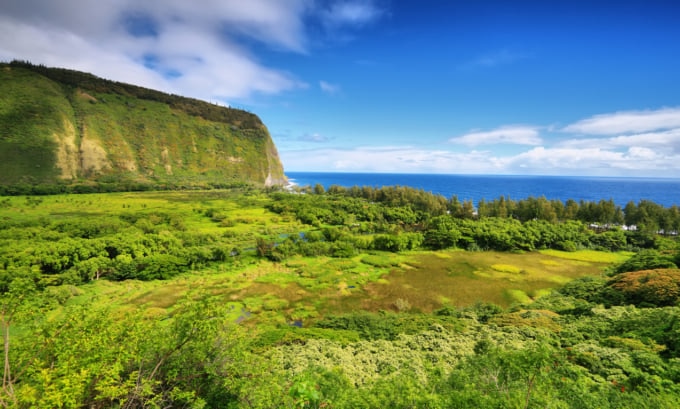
0;60;286;192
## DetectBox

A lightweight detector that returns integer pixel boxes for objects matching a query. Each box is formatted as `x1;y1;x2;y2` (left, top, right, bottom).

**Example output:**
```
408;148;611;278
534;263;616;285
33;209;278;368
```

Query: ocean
285;172;680;208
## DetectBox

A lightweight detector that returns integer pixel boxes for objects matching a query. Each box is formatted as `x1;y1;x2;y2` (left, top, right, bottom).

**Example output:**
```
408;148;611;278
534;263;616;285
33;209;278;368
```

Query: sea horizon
284;171;680;208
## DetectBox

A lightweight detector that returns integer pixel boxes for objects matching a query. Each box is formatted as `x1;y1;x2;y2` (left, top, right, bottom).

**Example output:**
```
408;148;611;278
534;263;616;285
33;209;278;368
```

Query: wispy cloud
319;80;341;95
500;146;679;174
282;146;504;174
460;48;528;69
450;125;542;146
282;106;680;177
554;107;680;162
0;0;385;103
558;128;680;153
562;107;680;135
319;0;385;28
281;142;680;177
0;0;311;102
299;133;332;143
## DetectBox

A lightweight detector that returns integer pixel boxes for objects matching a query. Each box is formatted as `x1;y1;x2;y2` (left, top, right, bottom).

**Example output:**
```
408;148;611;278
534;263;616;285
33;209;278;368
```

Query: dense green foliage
0;188;678;407
267;186;679;257
0;61;285;192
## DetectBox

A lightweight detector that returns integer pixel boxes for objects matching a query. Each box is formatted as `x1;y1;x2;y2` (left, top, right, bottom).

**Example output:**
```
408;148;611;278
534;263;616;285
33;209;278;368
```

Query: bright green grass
64;246;626;326
491;264;524;274
6;191;633;325
333;249;617;312
506;289;532;304
0;190;294;238
538;249;634;264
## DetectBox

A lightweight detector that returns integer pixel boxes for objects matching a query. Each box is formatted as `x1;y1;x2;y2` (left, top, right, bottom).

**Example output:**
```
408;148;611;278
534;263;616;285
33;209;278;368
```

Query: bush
559;276;608;302
613;250;677;275
557;240;578;252
608;269;680;307
360;254;400;268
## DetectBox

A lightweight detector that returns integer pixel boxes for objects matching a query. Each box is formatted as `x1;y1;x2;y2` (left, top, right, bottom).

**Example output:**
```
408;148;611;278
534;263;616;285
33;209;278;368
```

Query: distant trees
266;186;679;256
1;186;678;287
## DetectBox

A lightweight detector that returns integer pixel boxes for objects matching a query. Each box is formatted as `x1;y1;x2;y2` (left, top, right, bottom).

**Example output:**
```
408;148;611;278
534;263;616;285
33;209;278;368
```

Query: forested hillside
0;61;286;193
0;187;678;407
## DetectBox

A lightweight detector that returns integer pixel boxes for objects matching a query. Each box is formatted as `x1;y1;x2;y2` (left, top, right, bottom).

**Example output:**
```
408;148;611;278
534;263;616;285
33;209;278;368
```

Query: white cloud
498;145;680;175
627;146;658;160
319;80;341;95
503;147;626;170
559;128;680;153
299;133;331;143
562;107;680;135
282;145;505;174
320;0;384;27
282;105;680;177
450;125;542;146
280;142;680;177
0;0;327;102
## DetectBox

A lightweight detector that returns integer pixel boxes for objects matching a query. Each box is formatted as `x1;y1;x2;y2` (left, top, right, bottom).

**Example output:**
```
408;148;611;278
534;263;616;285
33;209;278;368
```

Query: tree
446;344;560;409
448;195;463;218
590;229;628;251
0;268;39;406
614;250;677;275
424;216;460;250
313;183;325;195
256;237;276;260
624;201;639;226
608;269;680;307
564;199;579;220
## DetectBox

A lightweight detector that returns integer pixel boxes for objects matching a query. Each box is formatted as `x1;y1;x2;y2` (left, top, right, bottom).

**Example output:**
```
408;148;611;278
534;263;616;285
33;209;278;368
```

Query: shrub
557;240;577;252
608;269;680;307
613;250;677;275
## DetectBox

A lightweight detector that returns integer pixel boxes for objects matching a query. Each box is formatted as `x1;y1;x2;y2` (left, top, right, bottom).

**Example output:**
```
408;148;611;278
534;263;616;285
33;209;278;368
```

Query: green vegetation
0;184;679;407
0;61;285;192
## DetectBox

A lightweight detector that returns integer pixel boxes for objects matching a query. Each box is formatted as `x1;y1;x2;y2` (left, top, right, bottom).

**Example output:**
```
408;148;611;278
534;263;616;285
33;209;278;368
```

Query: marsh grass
67;246;623;323
539;249;633;264
335;250;619;311
8;191;632;326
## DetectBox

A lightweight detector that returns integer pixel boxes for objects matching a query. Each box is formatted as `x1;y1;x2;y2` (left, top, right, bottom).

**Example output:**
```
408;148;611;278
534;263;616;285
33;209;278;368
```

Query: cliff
0;61;286;191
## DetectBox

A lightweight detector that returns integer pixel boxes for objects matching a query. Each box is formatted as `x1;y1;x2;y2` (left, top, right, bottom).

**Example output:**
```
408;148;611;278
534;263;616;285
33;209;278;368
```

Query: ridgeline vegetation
0;60;286;194
0;185;679;408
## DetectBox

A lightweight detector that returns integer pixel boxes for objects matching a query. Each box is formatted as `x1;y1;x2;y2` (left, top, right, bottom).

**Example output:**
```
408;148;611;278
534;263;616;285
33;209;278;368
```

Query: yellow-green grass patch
491;264;524;274
332;249;619;312
506;289;532;304
538;249;634;264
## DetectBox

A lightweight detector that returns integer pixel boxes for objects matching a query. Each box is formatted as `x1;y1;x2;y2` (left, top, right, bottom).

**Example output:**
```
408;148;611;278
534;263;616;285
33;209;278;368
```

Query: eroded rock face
53;117;79;180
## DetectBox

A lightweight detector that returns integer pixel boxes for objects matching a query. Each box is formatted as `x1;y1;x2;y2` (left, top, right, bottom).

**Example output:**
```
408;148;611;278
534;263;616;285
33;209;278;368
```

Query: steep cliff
0;61;286;191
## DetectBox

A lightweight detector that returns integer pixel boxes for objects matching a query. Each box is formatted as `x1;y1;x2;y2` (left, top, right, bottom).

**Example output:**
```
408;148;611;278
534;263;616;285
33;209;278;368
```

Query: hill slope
0;61;286;191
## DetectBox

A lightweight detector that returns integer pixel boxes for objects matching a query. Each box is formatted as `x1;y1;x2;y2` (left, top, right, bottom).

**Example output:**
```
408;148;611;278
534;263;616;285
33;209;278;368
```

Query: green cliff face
0;61;286;190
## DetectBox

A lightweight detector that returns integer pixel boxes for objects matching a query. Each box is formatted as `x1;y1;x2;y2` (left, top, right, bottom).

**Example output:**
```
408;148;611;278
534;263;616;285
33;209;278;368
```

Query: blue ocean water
285;172;680;207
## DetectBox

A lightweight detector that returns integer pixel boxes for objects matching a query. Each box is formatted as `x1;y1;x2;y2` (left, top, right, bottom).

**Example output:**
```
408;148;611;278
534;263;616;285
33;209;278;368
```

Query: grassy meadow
0;190;630;325
105;247;625;321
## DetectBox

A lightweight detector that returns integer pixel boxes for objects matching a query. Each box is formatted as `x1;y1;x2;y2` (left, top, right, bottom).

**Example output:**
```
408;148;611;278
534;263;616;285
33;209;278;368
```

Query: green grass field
70;246;624;325
0;191;633;327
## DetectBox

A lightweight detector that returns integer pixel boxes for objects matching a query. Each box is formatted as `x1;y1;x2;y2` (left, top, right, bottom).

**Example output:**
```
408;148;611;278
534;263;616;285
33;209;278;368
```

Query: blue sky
2;1;680;177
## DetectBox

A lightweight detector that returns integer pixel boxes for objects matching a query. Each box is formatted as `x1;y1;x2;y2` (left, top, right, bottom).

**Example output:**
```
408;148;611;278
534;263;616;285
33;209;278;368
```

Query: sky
1;0;680;177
